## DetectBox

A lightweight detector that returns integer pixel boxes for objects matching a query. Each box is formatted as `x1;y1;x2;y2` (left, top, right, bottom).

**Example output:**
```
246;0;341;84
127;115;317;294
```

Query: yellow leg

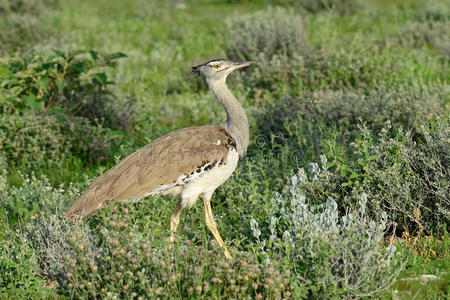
203;199;232;260
170;200;183;242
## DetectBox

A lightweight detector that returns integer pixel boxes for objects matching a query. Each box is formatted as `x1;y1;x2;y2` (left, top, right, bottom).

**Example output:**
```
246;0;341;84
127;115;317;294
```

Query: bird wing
66;125;236;219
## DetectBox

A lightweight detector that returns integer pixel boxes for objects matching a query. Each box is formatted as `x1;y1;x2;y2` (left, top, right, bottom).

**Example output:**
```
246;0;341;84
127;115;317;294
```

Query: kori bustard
66;59;254;259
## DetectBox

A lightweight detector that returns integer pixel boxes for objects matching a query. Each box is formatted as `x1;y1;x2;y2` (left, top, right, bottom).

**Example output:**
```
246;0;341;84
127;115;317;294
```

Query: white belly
180;149;239;208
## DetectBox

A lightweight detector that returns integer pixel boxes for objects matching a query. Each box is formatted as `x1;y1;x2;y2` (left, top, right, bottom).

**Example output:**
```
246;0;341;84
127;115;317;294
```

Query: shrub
18;201;294;299
60;114;113;164
0;230;53;298
0;0;58;14
231;47;412;94
226;7;304;94
250;169;404;298
0;113;112;172
255;86;448;152
415;0;449;22
290;121;449;235
2;172;292;299
298;49;413;90
356;120;449;234
0;50;135;130
0;172;84;280
225;0;361;15
0;0;58;55
0;113;72;171
58;218;292;299
297;0;360;15
390;20;450;60
225;7;310;94
0;172;80;226
226;8;427;93
226;7;310;62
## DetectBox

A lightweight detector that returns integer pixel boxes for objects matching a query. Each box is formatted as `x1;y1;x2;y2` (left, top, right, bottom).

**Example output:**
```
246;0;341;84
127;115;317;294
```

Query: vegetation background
0;0;448;299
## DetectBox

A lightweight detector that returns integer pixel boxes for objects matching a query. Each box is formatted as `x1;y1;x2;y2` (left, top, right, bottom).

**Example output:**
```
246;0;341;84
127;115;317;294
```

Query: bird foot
168;234;177;249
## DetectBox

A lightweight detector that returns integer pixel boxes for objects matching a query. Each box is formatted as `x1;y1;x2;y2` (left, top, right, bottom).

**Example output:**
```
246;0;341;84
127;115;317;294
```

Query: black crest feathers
191;58;226;76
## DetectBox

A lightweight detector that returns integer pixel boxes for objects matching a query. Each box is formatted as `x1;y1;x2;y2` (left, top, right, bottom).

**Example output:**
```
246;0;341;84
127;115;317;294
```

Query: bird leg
203;199;232;260
169;199;183;243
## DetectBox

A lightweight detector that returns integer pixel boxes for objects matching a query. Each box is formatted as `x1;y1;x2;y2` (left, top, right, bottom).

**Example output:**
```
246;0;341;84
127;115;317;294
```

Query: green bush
255;86;448;152
17;198;294;299
225;0;361;15
1;172;291;299
0;0;58;14
229;43;416;94
297;0;360;15
0;230;52;298
225;7;306;94
415;0;449;22
61;115;113;164
0;172;80;226
299;49;409;90
0;113;112;172
226;8;432;94
58;218;292;299
389;20;449;60
0;50;134;130
356;120;449;234
225;7;310;95
0;113;72;171
250;169;404;298
291;121;449;235
0;0;58;55
226;7;310;62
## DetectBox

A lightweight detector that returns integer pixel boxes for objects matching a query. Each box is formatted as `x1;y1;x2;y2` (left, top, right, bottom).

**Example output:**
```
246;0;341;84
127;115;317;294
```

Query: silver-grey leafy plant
251;157;405;299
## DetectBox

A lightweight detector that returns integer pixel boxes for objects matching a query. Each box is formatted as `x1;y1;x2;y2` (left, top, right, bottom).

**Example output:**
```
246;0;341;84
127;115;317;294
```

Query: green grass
390;231;450;299
1;0;449;298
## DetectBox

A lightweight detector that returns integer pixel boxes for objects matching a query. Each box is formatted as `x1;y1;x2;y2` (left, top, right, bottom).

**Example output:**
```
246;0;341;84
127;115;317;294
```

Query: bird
66;59;255;259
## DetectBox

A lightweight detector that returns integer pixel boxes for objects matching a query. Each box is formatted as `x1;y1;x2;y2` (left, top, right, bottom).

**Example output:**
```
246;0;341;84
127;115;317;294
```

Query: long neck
206;77;249;157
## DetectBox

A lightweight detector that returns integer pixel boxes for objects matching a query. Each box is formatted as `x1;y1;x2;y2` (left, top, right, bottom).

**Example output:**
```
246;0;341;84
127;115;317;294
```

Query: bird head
192;59;255;81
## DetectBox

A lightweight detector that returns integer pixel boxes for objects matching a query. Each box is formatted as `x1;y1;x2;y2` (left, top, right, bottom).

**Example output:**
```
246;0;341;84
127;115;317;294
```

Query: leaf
5;97;19;105
340;167;347;177
55;80;65;93
37;77;49;93
358;160;367;167
0;65;10;78
327;161;336;167
44;55;57;63
89;50;99;60
52;49;66;59
108;52;127;60
108;131;128;138
349;173;359;180
21;94;42;111
93;73;108;85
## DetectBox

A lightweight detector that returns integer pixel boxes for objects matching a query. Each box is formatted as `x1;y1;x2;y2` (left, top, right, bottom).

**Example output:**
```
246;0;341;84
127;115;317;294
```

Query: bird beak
233;61;256;70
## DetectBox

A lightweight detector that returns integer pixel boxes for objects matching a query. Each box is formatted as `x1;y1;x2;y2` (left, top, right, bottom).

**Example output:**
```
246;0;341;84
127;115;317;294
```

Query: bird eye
213;63;221;69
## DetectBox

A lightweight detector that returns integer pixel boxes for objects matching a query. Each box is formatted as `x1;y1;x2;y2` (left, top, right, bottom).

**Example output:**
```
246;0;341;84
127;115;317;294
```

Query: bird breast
147;148;239;208
181;148;239;207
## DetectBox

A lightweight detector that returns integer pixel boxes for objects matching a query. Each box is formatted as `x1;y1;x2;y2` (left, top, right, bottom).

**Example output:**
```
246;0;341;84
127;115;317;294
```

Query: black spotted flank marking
190;157;227;178
203;162;215;172
227;136;236;150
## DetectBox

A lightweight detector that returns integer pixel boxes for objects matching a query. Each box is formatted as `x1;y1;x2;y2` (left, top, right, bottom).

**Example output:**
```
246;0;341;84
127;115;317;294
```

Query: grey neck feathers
206;77;249;157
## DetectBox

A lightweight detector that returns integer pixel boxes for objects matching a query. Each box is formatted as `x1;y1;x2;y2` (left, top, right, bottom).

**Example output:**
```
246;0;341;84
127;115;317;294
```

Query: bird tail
65;193;102;221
